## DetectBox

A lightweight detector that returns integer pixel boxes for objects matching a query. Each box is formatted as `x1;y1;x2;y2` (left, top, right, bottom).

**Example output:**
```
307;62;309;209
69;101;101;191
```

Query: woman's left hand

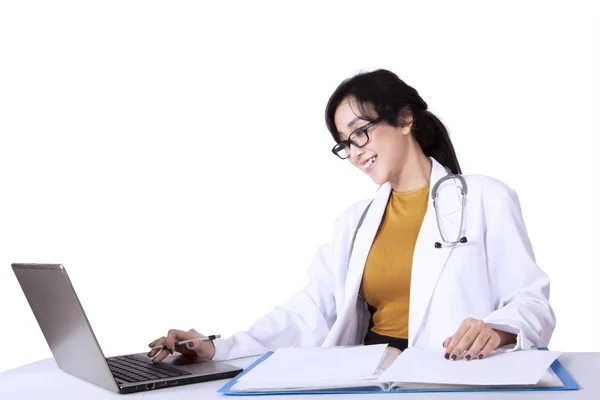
443;317;516;361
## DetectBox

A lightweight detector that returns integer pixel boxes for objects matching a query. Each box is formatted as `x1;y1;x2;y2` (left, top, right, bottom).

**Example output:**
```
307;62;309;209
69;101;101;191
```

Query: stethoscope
348;169;469;261
431;170;468;248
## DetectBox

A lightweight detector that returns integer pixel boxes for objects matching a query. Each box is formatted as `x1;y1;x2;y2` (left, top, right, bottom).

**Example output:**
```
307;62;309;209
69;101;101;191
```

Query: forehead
334;99;370;139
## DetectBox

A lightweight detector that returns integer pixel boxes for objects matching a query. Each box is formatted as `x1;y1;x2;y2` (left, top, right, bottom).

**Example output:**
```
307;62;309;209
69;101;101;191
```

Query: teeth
363;157;376;170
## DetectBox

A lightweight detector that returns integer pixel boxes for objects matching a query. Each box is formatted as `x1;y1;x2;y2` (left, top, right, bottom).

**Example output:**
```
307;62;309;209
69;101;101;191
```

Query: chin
369;173;388;186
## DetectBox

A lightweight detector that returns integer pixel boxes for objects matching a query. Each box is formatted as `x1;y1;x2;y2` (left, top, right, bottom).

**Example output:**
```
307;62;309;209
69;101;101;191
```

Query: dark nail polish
444;353;450;360
478;354;483;359
465;355;471;361
451;354;457;360
186;341;194;349
169;348;174;355
147;352;152;357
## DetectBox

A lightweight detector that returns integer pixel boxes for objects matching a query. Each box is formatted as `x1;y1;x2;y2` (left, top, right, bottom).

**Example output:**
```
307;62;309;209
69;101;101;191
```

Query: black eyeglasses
331;118;382;159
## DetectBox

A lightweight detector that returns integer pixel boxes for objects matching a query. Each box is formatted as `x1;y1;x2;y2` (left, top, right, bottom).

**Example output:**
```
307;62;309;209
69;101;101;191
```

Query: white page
236;344;388;386
232;376;386;392
379;348;561;385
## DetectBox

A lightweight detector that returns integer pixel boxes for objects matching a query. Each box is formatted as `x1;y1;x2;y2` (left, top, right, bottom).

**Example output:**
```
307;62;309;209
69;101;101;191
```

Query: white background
1;1;598;373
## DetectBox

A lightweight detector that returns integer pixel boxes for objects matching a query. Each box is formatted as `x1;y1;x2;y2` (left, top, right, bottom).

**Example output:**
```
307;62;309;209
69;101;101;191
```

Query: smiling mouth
362;156;377;171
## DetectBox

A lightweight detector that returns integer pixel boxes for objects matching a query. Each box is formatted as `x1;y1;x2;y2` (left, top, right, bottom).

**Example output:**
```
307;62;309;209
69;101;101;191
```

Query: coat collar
343;157;463;346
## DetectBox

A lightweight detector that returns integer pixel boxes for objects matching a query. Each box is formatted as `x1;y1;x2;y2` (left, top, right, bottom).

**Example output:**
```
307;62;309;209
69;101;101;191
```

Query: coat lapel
323;182;391;347
344;182;391;302
408;159;463;346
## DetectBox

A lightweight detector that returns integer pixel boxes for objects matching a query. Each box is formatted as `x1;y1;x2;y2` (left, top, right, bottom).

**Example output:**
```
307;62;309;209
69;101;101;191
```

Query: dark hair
325;69;462;174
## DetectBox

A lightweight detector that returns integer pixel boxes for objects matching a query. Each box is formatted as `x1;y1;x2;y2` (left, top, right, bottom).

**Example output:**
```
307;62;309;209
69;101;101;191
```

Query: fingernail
478;354;483;359
444;353;450;360
147;351;152;357
451;354;457;360
465;355;471;361
186;341;194;349
169;348;174;355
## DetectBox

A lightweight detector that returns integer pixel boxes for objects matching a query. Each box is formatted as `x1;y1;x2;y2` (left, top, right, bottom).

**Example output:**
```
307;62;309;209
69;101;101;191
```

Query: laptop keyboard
107;354;191;383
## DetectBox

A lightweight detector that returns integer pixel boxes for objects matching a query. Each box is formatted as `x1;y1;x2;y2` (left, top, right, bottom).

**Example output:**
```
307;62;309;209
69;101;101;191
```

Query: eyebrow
338;117;363;141
346;117;361;129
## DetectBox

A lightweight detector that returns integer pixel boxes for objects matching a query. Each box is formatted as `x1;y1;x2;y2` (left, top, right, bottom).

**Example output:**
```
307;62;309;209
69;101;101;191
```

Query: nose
348;143;365;161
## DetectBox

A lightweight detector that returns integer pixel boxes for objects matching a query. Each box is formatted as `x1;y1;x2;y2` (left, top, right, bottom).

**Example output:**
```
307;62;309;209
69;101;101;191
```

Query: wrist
493;329;517;347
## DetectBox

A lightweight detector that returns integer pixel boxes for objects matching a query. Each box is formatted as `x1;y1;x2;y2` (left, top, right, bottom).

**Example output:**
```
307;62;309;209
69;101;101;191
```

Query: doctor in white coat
149;69;555;363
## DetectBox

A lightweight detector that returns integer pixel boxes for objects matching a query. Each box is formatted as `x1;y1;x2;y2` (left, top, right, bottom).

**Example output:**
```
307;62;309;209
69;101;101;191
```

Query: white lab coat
212;158;556;361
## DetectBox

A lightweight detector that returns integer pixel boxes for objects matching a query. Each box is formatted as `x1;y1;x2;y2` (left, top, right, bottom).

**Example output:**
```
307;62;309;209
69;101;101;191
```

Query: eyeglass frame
331;117;383;159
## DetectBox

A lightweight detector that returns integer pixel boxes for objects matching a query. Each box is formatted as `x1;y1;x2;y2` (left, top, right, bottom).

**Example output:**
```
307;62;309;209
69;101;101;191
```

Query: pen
150;334;221;351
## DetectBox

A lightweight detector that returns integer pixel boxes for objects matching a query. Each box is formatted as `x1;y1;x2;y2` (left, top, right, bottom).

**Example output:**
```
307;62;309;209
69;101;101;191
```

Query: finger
147;347;164;358
148;337;163;348
148;330;201;358
174;342;198;356
174;343;189;354
184;340;202;356
476;332;502;360
148;336;166;349
165;329;189;354
147;337;167;358
449;325;478;361
464;330;491;361
444;318;474;359
178;331;205;351
151;347;170;363
442;337;451;348
184;338;214;361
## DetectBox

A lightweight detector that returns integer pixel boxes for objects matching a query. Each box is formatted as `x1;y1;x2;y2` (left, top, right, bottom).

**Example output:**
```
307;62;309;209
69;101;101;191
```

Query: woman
148;69;555;363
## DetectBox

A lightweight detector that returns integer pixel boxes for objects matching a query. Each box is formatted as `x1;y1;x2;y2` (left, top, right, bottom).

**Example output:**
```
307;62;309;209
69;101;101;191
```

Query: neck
389;146;432;193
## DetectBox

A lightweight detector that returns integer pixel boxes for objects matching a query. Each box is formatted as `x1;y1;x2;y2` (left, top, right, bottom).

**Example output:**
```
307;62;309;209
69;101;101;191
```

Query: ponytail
413;110;462;174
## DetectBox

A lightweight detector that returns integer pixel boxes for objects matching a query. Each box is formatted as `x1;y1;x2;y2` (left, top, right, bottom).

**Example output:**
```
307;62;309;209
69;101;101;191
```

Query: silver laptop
11;263;242;394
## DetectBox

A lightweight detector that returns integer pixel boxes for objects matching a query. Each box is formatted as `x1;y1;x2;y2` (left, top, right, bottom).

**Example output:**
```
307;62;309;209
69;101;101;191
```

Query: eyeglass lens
335;129;370;159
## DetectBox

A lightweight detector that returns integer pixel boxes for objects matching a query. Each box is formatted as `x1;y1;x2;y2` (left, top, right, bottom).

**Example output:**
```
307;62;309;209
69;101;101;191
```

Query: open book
218;344;578;395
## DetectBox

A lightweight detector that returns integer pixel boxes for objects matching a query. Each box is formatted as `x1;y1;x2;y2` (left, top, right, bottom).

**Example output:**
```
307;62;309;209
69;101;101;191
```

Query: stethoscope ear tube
433;169;468;249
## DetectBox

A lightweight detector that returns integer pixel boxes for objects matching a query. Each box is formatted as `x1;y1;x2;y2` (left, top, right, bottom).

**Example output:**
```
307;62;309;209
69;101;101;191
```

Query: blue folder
218;348;579;395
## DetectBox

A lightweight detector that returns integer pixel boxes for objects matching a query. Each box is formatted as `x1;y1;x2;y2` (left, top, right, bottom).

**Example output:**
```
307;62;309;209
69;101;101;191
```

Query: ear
397;106;414;136
399;120;414;136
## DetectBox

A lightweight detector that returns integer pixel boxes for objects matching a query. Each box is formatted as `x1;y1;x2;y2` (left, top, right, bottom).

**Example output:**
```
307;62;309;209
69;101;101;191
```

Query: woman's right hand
147;329;216;363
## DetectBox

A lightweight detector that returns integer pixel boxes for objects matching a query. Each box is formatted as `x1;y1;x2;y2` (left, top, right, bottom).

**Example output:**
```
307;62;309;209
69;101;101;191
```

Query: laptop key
149;365;185;377
126;355;191;376
112;372;134;383
110;358;152;372
109;357;183;381
127;365;170;379
111;360;158;376
131;374;149;382
110;366;149;382
107;354;192;384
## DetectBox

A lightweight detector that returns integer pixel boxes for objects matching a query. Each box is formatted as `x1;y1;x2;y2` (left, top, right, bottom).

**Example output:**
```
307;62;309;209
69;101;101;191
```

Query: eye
349;126;368;140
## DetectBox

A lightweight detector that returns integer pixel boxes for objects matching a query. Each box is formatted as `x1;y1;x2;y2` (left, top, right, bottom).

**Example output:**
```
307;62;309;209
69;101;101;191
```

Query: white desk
1;353;598;399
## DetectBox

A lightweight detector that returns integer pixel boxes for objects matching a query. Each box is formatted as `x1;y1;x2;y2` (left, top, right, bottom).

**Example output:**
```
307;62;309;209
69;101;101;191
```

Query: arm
482;186;556;349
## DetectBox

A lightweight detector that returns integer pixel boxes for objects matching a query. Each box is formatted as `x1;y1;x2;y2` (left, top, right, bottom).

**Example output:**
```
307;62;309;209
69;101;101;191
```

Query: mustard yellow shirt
359;184;430;339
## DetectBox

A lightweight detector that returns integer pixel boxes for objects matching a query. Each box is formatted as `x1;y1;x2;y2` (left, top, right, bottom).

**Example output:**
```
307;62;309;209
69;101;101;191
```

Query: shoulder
462;173;522;213
336;198;373;224
330;190;380;236
462;174;516;196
